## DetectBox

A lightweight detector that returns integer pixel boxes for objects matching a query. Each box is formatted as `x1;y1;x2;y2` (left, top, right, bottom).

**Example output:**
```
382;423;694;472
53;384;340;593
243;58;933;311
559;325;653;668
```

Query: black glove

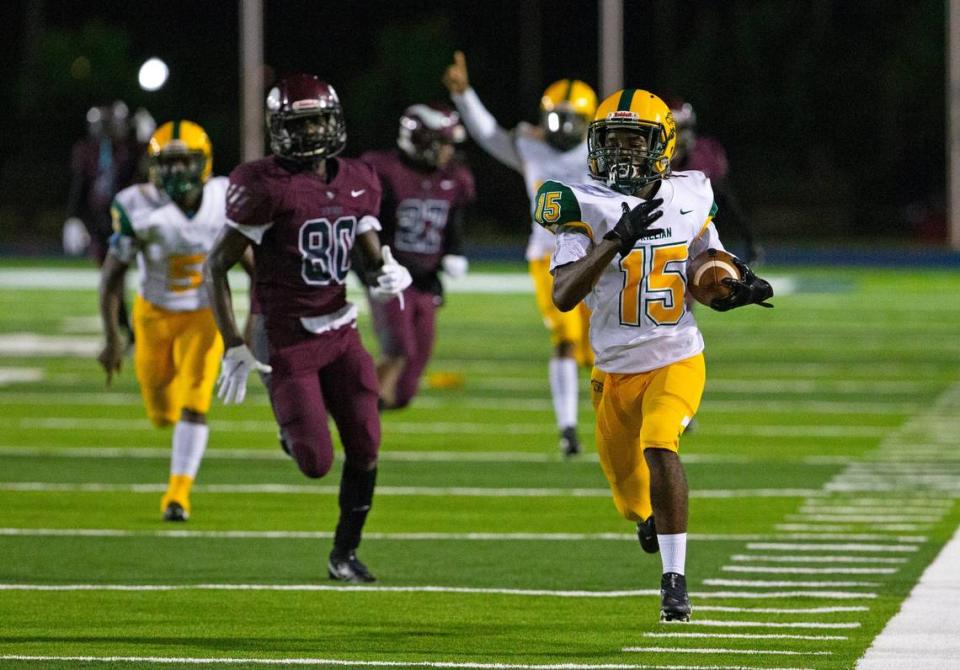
710;257;774;311
603;199;664;256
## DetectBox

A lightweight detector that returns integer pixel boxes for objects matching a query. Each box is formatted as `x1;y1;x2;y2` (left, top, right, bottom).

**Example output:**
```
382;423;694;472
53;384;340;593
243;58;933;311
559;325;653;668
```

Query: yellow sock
160;474;194;513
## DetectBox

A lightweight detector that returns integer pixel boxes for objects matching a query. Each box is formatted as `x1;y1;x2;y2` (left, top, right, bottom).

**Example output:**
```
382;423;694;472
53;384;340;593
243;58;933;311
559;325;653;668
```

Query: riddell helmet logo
608;110;638;120
292;99;322;111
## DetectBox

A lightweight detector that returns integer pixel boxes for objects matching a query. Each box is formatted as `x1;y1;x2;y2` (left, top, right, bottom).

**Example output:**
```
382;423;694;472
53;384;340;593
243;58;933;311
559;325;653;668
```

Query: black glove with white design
710;257;774;311
603;199;664;256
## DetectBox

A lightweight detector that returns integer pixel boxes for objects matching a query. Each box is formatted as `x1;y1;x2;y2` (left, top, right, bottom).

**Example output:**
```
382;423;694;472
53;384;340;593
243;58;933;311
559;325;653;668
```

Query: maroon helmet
397;103;466;168
266;73;347;162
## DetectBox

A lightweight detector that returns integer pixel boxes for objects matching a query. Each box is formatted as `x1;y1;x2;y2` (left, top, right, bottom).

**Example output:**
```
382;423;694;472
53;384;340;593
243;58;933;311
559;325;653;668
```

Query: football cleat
636;516;659;554
659;572;692;622
559;426;581;457
328;550;376;583
163;502;188;522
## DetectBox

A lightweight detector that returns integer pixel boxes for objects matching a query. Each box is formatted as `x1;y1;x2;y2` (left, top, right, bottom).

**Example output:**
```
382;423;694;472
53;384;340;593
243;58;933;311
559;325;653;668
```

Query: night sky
0;0;948;250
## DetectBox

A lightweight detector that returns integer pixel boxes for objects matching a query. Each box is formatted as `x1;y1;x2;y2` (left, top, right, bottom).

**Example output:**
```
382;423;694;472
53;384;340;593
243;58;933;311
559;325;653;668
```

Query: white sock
171;420;209;478
659;532;687;575
548;357;578;430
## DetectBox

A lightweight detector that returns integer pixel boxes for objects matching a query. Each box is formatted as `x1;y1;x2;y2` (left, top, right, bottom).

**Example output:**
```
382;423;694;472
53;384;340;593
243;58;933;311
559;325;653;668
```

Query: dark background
0;0;948;254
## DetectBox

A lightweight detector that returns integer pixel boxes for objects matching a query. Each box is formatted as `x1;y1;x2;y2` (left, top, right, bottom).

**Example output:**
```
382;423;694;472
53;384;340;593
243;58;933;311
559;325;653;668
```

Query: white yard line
0;655;816;670
0;582;877;601
745;543;918;553
774;524;932;532
703;579;879;588
0;482;821;499
721;566;897;575
623;647;830;656
695;606;868;614
642;632;847;641
0;527;857;544
729;555;907;565
856;526;960;669
785;514;943;523
672;620;861;629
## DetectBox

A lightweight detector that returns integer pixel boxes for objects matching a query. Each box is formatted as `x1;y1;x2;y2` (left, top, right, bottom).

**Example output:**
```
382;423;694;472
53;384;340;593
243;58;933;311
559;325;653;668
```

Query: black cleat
660;572;691;622
328;550;376;583
636;516;659;554
163;502;188;522
558;426;581;457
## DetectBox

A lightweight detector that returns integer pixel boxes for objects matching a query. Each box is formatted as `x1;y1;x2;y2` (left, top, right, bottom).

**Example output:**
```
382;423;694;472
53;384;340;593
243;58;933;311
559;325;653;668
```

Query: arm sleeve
225;166;275;245
451;88;524;172
108;198;140;263
550;229;592;273
689;221;725;259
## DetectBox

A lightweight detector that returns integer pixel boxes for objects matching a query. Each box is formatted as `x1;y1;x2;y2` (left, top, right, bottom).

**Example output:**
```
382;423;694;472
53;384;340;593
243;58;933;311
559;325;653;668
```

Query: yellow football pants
590;353;705;521
529;255;593;367
133;295;223;427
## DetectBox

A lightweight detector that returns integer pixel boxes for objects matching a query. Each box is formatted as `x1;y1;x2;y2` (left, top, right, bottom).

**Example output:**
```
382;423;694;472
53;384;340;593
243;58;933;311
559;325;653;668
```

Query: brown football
687;248;742;306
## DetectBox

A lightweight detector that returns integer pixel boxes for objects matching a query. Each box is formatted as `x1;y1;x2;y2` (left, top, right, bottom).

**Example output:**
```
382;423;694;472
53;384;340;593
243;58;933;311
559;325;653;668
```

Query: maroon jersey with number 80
226;156;381;325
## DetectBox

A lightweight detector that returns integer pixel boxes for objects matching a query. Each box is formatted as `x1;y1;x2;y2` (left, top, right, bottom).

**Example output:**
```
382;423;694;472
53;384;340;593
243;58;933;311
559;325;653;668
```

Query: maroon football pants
370;287;437;408
267;324;380;478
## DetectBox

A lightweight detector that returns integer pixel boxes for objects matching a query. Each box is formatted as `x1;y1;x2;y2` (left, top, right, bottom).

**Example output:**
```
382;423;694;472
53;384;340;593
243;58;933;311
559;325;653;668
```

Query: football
686;248;742;306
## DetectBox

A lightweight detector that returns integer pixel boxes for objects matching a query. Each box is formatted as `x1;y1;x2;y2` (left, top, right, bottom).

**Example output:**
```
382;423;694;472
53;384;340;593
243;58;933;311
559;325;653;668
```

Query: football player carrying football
98;120;232;522
360;103;475;409
443;51;596;457
204;74;411;583
535;89;773;622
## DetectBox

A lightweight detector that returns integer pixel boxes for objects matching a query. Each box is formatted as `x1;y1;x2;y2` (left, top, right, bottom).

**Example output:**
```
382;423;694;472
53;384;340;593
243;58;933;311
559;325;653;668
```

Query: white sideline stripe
856;526;960;669
0;482;821;500
704;578;879;588
643;632;847;641
0;368;43;386
676;620;861;629
721;565;897;575
730;554;908;565
695;605;868;614
0;527;854;544
0;583;876;601
772;533;925;543
0;656;816;670
623;647;830;656
746;543;918;553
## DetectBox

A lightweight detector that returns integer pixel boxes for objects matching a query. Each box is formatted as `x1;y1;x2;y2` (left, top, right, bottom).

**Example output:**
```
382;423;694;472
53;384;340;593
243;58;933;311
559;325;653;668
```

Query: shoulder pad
533;180;583;233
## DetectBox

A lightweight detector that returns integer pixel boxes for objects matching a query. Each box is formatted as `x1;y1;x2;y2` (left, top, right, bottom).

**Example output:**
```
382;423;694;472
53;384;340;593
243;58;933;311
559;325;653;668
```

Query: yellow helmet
148;120;212;200
539;79;597;151
587;89;676;193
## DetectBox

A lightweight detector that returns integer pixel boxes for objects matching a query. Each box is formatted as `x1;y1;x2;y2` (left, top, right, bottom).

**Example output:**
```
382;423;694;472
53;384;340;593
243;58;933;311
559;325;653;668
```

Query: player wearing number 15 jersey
98;120;228;523
536;89;773;622
204;74;412;583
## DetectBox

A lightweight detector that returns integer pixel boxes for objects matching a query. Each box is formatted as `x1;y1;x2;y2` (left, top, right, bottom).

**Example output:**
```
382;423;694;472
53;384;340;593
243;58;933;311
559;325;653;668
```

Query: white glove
441;254;468;279
370;245;412;300
217;344;272;404
62;217;90;256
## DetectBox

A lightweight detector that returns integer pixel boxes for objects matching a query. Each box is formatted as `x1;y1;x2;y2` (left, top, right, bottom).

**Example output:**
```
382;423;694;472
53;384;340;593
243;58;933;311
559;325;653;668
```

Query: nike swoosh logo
351;189;366;197
680;209;693;215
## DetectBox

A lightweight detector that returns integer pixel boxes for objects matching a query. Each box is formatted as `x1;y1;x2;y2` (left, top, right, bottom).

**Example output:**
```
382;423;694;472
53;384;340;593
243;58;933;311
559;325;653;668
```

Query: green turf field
0;262;958;670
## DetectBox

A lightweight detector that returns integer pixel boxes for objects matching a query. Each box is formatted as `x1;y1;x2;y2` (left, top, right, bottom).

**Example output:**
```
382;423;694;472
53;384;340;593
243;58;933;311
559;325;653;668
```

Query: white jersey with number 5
537;170;724;374
110;177;229;312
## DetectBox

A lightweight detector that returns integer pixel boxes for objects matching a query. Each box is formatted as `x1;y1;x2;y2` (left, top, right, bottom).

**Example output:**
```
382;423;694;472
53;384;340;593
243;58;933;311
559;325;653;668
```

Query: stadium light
138;58;169;92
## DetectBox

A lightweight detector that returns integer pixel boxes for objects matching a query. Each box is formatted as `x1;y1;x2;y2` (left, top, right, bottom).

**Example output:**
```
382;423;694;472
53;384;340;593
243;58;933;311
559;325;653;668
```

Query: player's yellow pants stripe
590;353;705;521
